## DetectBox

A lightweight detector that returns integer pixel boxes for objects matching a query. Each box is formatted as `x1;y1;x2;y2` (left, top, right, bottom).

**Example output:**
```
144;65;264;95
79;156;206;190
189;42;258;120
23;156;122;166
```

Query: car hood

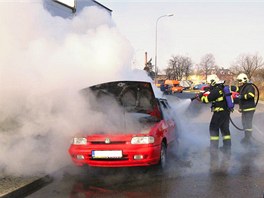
81;81;156;114
80;81;160;134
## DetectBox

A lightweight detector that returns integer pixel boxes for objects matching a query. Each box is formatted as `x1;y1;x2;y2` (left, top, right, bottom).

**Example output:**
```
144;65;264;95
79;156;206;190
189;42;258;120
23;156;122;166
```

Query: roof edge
92;0;112;12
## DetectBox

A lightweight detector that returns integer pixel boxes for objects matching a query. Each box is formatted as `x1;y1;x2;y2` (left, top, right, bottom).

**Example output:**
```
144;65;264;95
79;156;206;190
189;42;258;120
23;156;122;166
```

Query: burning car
68;81;179;170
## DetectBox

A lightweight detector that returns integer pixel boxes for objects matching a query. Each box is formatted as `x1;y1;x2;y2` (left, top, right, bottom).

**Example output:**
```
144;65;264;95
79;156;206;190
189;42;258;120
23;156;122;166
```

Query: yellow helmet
237;73;248;83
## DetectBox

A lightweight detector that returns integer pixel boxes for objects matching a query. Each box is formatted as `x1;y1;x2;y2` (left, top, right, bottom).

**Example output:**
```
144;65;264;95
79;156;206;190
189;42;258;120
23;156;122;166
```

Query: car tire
158;142;167;170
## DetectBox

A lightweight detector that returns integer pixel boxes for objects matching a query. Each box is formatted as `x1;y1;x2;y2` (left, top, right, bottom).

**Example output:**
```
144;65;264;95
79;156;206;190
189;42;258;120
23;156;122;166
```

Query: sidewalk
0;175;51;198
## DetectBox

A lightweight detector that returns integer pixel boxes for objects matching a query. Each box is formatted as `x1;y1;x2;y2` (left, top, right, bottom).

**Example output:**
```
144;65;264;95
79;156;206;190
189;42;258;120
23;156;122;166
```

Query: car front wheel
158;142;167;170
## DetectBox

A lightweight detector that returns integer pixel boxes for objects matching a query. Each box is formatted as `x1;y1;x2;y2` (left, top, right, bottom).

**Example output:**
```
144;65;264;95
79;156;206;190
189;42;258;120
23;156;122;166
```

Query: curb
1;176;52;198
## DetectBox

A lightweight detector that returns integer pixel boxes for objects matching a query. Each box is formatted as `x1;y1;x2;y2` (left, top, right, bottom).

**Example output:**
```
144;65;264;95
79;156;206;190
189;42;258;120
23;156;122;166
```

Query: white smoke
168;98;264;176
0;0;151;176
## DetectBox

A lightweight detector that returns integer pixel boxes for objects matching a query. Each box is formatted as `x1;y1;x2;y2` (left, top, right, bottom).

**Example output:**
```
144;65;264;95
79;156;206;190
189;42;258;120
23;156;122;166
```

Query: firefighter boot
220;140;231;159
240;131;252;147
220;141;231;172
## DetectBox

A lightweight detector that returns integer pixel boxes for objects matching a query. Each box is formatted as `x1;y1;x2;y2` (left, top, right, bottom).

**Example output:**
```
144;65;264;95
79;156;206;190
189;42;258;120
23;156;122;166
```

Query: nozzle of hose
191;96;198;101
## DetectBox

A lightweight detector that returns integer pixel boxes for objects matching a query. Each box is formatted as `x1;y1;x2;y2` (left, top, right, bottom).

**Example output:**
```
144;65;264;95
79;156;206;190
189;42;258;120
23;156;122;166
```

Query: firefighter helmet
207;75;220;86
237;73;249;83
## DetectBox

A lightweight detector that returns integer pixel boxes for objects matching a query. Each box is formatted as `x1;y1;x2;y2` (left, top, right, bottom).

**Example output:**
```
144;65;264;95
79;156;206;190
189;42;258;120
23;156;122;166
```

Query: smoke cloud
0;0;152;176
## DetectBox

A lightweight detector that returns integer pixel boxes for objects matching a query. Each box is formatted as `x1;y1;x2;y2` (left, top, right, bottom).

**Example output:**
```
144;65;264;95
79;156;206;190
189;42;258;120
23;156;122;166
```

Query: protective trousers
209;110;231;149
242;110;255;139
209;111;231;169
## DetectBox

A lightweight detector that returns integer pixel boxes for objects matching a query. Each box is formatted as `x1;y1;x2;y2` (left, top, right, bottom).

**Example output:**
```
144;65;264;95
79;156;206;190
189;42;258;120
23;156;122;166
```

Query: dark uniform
199;82;231;170
232;83;256;144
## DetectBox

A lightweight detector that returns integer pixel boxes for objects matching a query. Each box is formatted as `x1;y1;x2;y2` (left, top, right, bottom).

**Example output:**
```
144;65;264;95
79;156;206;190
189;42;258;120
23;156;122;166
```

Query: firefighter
232;73;256;146
198;76;231;170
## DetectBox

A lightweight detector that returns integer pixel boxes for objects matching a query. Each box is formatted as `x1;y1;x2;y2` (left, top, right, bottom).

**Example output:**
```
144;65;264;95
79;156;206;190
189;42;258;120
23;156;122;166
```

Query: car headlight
72;137;87;145
131;136;154;144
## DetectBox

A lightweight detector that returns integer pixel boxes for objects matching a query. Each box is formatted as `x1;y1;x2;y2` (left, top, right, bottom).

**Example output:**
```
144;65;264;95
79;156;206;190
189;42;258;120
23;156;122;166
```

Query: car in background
155;79;165;88
68;81;179;170
165;80;183;93
200;85;210;92
180;80;192;90
193;83;209;90
160;82;172;95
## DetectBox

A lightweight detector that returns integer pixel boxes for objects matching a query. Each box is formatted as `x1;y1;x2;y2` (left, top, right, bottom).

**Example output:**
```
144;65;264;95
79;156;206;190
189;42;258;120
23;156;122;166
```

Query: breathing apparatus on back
191;76;235;112
213;79;235;111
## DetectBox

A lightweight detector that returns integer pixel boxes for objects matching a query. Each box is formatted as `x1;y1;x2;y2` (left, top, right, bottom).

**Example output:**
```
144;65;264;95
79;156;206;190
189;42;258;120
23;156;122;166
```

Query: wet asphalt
13;92;264;198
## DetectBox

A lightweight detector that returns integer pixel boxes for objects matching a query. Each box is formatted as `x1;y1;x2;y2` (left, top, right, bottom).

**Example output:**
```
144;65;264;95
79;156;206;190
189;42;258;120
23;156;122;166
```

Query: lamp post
154;13;174;83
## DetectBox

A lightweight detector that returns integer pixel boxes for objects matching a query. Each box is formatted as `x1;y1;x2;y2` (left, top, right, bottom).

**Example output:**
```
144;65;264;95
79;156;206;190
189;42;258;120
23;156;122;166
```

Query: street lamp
154;13;174;83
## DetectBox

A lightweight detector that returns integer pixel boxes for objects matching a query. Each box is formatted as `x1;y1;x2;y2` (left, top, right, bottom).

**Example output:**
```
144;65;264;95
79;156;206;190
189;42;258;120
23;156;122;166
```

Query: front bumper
68;144;161;167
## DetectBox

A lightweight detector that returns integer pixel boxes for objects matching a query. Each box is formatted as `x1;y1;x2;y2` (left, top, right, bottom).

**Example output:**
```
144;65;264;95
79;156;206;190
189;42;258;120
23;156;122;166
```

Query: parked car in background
155;79;165;88
68;81;179;170
160;82;172;95
193;83;209;90
165;80;183;93
200;85;210;92
180;80;192;90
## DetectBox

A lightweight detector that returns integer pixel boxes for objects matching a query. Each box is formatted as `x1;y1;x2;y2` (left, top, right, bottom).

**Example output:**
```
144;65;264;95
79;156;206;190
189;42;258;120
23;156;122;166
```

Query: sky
99;0;264;72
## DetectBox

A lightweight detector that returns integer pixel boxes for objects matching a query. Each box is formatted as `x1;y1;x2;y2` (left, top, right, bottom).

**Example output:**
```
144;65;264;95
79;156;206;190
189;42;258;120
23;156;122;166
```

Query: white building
43;0;112;18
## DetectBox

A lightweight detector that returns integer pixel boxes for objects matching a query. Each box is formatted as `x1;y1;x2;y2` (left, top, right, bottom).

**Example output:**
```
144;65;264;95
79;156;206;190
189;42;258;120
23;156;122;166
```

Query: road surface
26;92;264;198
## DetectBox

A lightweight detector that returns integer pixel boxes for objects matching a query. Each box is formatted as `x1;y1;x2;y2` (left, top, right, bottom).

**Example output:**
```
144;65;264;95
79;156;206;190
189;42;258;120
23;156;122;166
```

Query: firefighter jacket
199;84;228;112
231;83;256;112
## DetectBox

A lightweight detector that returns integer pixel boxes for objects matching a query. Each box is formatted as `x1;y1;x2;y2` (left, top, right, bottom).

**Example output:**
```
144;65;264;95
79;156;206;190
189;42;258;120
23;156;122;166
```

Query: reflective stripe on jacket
200;84;228;112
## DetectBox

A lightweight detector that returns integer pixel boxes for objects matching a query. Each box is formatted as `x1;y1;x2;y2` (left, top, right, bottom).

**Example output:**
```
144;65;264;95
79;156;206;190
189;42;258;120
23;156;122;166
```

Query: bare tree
183;56;192;80
165;55;192;80
254;68;264;82
231;53;264;80
200;53;215;82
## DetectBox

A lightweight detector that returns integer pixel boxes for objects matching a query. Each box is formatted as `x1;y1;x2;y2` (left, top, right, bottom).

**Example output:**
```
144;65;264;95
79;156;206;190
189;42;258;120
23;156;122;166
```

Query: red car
68;81;179;170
